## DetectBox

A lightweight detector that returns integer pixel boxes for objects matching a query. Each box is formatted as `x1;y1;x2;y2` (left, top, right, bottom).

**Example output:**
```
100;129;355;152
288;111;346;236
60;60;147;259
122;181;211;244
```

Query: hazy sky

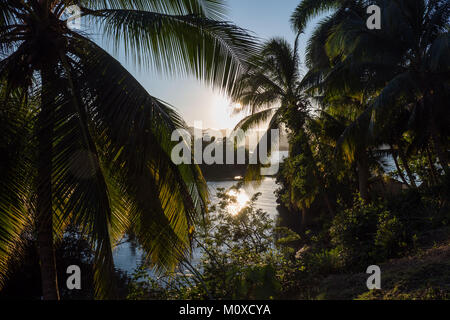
113;0;319;129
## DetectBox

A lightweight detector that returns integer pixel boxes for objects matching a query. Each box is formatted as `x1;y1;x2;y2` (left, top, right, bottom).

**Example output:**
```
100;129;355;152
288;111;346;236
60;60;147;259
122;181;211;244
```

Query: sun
210;93;244;130
227;189;250;215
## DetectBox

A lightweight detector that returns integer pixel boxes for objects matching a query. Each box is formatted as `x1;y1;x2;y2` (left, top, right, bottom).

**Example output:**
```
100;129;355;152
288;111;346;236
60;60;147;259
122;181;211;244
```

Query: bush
330;197;384;270
127;185;294;300
306;248;342;274
375;210;407;259
0;226;130;299
329;190;448;272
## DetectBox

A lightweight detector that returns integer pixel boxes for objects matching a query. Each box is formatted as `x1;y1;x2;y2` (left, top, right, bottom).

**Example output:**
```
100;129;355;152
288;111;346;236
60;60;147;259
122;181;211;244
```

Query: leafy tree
128;185;296;300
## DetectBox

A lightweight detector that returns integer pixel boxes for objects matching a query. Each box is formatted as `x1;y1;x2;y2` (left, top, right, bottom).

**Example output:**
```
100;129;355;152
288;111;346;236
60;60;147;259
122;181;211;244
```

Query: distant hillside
187;127;290;151
182;127;289;180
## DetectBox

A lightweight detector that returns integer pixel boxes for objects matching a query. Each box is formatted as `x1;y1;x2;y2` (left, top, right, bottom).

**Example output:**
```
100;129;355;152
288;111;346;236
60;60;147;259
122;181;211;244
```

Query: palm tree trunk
391;146;409;187
357;152;370;202
37;68;59;300
426;147;439;186
397;148;417;188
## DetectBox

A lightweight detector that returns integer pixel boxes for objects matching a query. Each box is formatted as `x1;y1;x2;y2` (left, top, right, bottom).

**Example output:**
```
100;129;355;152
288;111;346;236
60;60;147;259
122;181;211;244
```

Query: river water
113;178;280;274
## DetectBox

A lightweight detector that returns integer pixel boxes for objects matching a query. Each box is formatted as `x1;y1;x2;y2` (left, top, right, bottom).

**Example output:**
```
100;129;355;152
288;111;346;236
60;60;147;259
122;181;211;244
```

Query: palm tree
293;1;381;201
293;0;449;194
331;0;450;177
0;0;256;299
232;38;303;134
231;38;334;224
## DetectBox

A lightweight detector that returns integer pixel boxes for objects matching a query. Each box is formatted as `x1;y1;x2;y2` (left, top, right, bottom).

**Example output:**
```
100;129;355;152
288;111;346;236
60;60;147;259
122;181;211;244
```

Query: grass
314;228;450;300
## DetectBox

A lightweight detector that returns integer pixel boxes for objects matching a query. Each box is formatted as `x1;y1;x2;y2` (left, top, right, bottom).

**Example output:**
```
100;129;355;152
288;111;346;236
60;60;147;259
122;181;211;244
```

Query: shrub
330;197;388;270
375;210;407;259
306;248;342;274
127;185;292;300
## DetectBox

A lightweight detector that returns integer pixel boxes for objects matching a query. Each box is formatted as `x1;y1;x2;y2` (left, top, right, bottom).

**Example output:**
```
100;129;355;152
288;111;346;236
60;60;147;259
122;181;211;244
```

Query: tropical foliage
231;38;335;222
233;0;449;224
0;0;256;299
127;185;299;300
130;0;450;300
0;0;449;301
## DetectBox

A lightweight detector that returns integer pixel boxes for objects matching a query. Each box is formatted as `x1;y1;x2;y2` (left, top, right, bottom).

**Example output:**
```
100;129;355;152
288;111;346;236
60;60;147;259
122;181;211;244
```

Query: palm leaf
68;36;208;274
291;0;344;34
0;85;33;289
83;7;258;94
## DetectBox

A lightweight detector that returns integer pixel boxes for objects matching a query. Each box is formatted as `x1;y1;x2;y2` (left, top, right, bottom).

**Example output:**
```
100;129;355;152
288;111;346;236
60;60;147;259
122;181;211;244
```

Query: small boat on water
234;176;243;181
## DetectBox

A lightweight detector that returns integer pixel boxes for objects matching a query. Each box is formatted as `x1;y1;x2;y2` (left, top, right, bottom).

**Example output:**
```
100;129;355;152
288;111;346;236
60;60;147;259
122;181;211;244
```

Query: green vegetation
0;0;449;300
229;0;450;300
126;184;449;300
127;185;296;300
0;0;255;299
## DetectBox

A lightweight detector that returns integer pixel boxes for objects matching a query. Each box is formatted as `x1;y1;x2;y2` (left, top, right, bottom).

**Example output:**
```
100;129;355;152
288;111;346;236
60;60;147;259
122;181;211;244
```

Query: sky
111;0;319;129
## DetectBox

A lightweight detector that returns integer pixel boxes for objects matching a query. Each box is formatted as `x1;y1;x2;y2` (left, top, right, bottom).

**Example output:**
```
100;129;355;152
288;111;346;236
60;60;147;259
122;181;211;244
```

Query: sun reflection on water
227;189;250;215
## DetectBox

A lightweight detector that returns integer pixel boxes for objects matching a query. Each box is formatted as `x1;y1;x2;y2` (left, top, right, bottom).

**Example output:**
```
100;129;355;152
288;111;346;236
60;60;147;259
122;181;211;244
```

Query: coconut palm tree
293;0;383;201
232;38;304;134
0;0;257;299
326;0;450;177
231;38;335;223
294;0;449;194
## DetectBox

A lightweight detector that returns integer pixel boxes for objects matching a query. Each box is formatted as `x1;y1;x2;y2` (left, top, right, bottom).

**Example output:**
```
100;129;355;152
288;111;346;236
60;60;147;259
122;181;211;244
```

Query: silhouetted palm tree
0;0;256;299
294;0;449;195
231;38;334;223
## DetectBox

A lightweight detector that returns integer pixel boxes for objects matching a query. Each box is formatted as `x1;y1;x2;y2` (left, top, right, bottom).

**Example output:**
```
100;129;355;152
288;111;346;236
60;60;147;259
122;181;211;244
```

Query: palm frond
85;8;258;94
46;56;118;299
80;0;227;19
291;0;343;34
0;85;33;289
427;32;450;72
233;108;277;133
68;36;208;275
336;71;419;161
